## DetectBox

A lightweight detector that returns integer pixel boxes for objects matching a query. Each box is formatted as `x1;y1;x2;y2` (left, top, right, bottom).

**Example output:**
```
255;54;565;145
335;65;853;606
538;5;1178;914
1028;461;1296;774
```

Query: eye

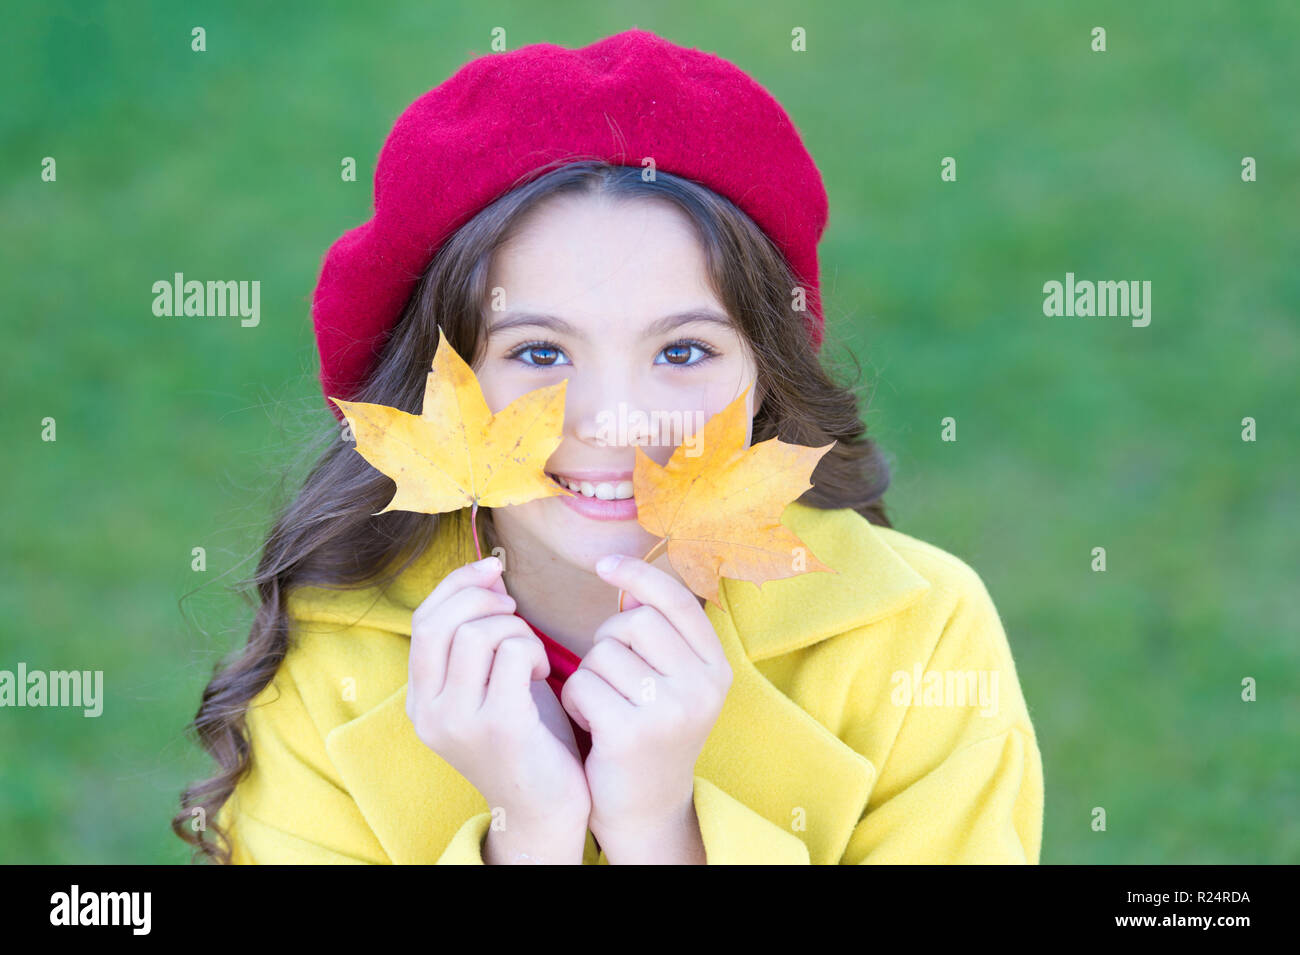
507;341;572;368
507;338;720;369
655;339;719;367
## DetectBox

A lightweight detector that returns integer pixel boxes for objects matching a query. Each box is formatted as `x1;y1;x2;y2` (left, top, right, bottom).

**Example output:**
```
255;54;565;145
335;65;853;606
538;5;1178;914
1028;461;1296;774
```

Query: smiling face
473;191;762;574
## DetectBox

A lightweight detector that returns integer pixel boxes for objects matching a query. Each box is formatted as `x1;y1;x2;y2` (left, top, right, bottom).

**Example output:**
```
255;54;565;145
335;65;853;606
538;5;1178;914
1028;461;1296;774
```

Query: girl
174;29;1043;864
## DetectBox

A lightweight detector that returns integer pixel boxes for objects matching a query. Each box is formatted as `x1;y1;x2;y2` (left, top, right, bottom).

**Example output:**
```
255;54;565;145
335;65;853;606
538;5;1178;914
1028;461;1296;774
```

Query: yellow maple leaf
630;384;838;608
328;326;570;542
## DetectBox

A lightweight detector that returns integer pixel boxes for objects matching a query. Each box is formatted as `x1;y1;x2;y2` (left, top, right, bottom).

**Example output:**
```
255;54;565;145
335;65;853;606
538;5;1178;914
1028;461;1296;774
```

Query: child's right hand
406;555;591;856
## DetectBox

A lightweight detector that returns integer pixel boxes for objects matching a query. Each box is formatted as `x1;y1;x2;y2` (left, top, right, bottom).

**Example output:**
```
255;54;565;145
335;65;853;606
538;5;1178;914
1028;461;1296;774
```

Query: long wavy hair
172;159;896;863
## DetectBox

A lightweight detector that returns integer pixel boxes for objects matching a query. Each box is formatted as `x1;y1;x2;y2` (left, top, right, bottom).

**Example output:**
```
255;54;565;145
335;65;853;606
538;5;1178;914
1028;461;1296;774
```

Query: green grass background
2;0;1296;863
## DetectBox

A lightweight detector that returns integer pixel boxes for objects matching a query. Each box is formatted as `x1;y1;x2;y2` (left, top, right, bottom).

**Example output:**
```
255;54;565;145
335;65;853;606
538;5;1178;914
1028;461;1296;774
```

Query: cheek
696;378;760;438
476;372;527;416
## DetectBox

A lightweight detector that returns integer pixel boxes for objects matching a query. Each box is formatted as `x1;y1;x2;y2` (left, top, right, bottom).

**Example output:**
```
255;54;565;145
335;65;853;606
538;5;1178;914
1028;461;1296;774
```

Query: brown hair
172;159;896;863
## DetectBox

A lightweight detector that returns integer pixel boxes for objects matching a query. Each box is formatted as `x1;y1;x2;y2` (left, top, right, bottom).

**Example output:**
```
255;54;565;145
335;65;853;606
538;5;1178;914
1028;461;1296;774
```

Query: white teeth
551;474;634;500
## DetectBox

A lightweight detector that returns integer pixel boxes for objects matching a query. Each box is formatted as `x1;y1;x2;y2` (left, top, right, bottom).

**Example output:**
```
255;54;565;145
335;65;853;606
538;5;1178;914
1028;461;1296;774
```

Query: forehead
486;194;724;325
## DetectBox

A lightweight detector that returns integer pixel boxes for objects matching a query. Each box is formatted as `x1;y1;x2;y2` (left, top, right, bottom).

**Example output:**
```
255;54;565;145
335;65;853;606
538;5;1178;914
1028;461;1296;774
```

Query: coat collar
313;503;931;864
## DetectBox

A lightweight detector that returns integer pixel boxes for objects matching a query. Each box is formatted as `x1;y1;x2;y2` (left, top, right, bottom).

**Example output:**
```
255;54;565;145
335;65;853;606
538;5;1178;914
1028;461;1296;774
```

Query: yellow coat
217;502;1044;864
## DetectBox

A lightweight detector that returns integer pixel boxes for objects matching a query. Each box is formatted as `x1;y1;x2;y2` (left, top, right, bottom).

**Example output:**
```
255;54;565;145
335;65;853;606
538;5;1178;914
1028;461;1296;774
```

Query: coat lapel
321;503;931;864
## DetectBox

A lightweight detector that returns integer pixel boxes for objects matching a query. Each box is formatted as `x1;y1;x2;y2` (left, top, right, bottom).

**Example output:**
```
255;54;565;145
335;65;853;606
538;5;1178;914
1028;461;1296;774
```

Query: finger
595;555;722;667
414;556;508;632
579;635;660;704
592;604;696;677
559;676;591;734
529;679;581;761
561;667;630;734
442;614;533;712
411;583;516;696
483;635;549;713
482;557;511;598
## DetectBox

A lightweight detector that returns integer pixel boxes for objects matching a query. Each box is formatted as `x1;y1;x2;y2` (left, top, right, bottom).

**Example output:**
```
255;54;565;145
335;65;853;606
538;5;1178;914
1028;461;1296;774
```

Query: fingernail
476;556;500;571
596;554;622;574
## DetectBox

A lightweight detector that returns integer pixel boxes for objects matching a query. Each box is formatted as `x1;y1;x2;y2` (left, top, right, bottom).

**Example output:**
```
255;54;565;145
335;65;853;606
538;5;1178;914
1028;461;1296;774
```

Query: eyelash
506;338;720;369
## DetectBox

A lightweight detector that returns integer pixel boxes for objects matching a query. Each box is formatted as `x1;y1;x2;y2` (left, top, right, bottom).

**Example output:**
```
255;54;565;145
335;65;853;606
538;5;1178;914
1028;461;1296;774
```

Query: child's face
473;192;762;577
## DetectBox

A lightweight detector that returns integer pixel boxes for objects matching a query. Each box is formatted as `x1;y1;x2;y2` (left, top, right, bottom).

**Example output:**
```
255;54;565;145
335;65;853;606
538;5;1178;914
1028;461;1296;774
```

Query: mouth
546;471;636;502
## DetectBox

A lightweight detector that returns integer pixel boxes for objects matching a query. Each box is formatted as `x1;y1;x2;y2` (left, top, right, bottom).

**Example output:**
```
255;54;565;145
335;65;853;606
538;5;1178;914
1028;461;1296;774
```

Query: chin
554;516;654;559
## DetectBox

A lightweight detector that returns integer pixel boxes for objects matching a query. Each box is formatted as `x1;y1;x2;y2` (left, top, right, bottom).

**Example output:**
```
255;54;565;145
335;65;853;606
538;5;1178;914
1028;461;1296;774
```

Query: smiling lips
546;471;635;500
546;470;639;521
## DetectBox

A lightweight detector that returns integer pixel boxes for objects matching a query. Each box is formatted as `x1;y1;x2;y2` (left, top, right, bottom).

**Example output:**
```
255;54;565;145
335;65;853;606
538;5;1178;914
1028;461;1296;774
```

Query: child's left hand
559;554;733;844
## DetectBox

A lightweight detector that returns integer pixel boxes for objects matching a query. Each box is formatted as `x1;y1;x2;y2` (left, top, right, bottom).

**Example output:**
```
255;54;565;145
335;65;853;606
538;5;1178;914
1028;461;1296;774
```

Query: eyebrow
488;309;733;341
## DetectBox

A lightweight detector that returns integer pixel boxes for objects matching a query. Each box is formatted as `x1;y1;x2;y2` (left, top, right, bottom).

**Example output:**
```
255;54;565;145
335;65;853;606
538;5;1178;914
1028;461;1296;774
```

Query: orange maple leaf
328;326;570;554
631;384;837;608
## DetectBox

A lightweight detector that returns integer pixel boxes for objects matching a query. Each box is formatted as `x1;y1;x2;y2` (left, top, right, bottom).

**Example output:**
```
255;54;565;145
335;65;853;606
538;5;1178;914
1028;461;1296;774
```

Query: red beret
312;28;829;422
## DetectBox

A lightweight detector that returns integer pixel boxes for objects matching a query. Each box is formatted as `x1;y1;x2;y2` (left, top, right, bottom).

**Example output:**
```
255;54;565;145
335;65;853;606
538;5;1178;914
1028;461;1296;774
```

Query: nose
567;371;661;451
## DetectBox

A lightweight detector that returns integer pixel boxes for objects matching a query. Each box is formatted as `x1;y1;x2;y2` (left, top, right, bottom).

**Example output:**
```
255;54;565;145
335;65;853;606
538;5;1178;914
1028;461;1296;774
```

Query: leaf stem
616;536;668;613
471;500;483;561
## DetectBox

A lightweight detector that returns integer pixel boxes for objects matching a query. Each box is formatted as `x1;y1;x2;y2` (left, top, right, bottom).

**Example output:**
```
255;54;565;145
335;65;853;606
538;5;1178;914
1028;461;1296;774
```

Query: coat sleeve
439;812;627;864
692;774;812;863
435;811;493;864
839;569;1045;864
218;656;395;864
443;780;813;865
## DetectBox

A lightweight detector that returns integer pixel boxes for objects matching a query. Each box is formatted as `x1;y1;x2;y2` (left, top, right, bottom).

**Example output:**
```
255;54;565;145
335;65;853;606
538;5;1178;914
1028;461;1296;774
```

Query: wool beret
312;28;829;421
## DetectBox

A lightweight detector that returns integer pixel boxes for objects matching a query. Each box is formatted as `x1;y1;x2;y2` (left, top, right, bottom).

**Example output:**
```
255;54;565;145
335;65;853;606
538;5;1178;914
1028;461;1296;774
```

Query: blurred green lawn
2;0;1296;863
